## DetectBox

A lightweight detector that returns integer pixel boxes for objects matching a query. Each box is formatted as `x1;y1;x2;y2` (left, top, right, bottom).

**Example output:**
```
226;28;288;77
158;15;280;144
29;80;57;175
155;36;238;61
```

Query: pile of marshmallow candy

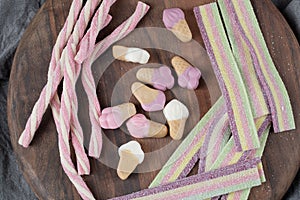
102;8;201;180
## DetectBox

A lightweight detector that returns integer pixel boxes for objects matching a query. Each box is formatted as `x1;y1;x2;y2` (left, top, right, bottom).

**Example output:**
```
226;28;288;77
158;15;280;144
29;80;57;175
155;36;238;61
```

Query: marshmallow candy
126;114;168;138
117;141;145;180
136;66;175;91
131;82;166;112
163;8;192;42
171;56;201;90
113;45;150;64
100;103;136;129
163;99;189;140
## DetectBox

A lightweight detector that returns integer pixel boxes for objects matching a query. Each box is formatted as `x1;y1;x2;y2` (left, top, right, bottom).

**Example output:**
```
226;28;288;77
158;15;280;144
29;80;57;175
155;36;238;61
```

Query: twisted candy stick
18;0;83;148
194;3;259;152
50;95;95;200
51;0;111;176
75;2;114;63
58;0;116;174
81;1;150;158
18;0;101;147
19;0;93;175
19;0;113;175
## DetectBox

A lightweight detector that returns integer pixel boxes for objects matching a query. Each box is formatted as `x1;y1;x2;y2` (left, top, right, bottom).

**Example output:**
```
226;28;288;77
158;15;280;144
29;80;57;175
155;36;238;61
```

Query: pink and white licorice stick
50;0;109;176
18;0;99;147
57;0;116;176
50;95;95;200
81;1;150;158
76;0;117;64
19;0;111;175
18;0;83;148
58;0;116;167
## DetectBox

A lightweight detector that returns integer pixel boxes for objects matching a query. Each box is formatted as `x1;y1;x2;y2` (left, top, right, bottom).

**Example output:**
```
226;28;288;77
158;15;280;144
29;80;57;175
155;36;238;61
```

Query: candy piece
194;3;259;151
17;0;84;148
112;45;150;64
136;66;175;91
131;82;166;112
163;99;189;140
150;97;226;187
80;2;150;158
43;0;115;198
210;116;271;171
100;103;136;129
216;0;269;119
126;114;168;138
210;116;271;200
117;141;144;180
171;56;201;90
163;8;192;42
110;158;261;200
221;0;295;133
198;113;230;174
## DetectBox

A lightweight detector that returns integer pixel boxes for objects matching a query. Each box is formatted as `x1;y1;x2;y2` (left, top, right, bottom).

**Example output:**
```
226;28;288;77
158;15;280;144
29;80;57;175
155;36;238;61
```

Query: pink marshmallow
100;107;124;129
163;8;185;29
99;103;136;129
126;114;150;138
141;90;166;112
178;66;201;90
152;66;175;91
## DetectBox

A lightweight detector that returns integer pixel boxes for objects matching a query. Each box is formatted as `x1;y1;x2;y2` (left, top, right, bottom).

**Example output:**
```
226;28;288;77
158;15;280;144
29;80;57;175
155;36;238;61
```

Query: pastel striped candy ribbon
194;3;259;152
198;112;231;174
110;158;262;200
215;0;270;119
210;117;271;200
149;97;228;187
81;1;150;158
223;0;295;133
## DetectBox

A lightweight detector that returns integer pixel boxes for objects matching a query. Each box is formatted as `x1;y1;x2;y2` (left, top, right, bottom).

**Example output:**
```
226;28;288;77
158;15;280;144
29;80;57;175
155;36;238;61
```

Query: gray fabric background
0;0;299;199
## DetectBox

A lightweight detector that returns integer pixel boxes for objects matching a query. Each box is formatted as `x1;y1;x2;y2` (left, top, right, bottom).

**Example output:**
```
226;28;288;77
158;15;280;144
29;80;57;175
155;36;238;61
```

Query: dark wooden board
7;0;300;199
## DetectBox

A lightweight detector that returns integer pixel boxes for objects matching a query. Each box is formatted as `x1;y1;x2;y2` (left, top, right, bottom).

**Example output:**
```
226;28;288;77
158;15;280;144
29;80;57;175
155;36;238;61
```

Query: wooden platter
8;0;300;199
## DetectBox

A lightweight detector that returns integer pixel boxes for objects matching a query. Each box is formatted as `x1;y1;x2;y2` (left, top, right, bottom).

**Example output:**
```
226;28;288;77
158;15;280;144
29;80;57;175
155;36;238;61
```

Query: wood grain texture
7;0;300;199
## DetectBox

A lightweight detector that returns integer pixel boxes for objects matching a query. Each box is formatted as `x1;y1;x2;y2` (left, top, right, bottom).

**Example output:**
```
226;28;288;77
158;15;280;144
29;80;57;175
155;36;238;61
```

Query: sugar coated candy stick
216;0;270;119
198;113;231;174
220;0;295;133
150;97;227;187
207;116;270;200
110;158;262;200
81;1;150;157
194;3;259;151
